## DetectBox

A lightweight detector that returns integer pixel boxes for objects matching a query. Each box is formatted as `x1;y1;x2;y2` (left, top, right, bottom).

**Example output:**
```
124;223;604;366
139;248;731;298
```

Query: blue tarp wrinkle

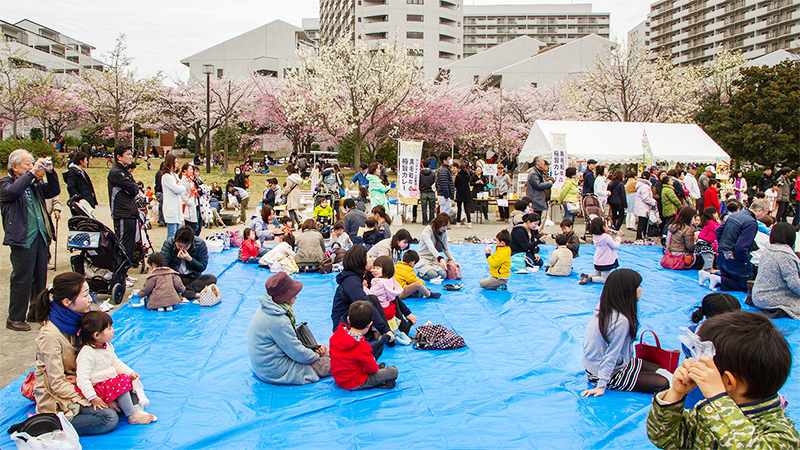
1;245;797;449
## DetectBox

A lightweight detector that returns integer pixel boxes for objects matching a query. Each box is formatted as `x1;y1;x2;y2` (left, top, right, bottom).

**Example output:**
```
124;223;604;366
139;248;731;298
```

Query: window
474;75;480;82
407;14;424;21
407;0;423;4
217;69;223;78
408;48;424;56
67;56;79;63
407;31;424;39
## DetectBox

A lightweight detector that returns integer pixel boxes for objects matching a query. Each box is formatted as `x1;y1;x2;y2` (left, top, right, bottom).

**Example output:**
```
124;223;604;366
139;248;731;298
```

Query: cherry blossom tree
283;36;423;168
27;78;86;141
0;45;47;139
210;76;256;173
248;76;320;155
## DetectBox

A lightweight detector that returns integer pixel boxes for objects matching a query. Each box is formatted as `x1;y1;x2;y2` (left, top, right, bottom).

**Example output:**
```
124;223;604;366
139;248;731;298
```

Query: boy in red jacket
330;301;399;390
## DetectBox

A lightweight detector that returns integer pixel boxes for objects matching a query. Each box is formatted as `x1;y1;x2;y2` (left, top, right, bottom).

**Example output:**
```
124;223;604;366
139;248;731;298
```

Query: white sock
132;377;150;407
708;274;721;291
698;270;710;286
655;368;673;386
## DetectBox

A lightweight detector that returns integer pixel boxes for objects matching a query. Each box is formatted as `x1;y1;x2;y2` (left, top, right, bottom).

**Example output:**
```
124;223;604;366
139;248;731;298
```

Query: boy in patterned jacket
647;311;799;449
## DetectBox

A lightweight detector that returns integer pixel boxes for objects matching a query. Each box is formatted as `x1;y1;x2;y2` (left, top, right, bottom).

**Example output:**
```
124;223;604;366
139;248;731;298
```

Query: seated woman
371;205;392;243
367;229;411;264
416;213;459;280
248;205;275;254
331;246;394;353
32;272;119;435
665;206;704;270
751;222;800;319
294;219;326;270
247;272;331;385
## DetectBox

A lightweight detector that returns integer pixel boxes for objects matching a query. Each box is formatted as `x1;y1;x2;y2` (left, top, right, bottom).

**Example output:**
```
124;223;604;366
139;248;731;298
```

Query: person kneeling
647;311;799;448
546;234;573;277
161;227;217;300
480;230;511;290
330;301;399;390
394;251;440;299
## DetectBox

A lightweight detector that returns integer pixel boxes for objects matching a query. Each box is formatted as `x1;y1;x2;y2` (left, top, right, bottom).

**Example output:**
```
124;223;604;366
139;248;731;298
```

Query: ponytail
33;272;86;324
32;288;54;324
372;205;392;225
690;306;705;324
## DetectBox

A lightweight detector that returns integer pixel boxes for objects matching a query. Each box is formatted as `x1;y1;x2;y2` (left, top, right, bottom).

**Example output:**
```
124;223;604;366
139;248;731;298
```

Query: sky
4;0;651;81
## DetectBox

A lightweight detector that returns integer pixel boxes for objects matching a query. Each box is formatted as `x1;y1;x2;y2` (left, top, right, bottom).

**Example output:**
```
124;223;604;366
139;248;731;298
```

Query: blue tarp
1;245;797;449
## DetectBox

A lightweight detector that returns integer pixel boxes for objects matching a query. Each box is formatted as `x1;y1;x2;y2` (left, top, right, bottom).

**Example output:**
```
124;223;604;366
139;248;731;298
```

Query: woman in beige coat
294;219;326;268
31;272;119;435
284;166;303;227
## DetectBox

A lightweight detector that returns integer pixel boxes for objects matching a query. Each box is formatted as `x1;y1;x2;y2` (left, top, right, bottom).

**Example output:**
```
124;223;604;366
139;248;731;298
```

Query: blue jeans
156;193;165;225
71;405;119;436
563;204;575;222
793;201;800;227
419;192;436;224
166;223;179;239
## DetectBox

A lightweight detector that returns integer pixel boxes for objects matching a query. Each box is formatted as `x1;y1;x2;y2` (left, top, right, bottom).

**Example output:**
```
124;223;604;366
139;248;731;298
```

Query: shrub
0;140;58;169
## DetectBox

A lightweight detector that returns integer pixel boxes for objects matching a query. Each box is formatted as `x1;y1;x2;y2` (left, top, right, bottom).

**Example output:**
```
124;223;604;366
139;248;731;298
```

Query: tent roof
518;120;730;165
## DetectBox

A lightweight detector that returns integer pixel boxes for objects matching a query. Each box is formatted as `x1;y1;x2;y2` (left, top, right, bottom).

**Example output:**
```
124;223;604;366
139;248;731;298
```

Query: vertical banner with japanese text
550;133;568;185
642;128;655;169
397;140;423;204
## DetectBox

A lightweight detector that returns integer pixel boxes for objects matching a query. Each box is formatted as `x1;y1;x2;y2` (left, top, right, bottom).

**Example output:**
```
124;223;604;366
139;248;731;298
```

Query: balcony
440;0;457;10
440;17;456;27
439;34;456;43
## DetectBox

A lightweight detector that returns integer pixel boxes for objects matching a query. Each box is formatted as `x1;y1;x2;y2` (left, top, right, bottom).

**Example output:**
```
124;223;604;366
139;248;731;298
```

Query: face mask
235;171;240;175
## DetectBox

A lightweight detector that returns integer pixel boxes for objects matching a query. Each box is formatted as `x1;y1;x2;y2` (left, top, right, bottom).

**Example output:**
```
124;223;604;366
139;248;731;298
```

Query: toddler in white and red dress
76;311;156;425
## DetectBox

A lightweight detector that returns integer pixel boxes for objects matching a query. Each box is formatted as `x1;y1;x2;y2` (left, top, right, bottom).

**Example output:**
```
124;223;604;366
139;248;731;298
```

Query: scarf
279;303;296;329
49;301;85;336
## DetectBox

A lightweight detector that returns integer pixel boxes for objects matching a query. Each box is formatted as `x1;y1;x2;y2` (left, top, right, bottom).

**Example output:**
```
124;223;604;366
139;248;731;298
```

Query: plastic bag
678;326;716;360
10;412;82;450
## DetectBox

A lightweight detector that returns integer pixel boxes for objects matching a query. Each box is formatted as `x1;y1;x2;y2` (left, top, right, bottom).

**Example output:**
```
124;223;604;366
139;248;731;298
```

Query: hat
587;159;598;164
705;165;716;174
265;272;302;304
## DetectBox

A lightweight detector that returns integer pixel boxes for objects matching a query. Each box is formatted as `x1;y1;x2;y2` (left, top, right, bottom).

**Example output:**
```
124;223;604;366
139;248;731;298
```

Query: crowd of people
2;146;799;447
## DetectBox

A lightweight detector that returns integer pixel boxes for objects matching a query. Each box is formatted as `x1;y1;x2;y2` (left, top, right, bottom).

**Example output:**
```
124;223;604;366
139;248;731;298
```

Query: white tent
518;120;730;165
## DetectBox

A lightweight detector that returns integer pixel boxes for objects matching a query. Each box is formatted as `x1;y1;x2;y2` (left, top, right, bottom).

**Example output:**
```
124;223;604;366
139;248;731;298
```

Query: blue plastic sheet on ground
1;245;798;449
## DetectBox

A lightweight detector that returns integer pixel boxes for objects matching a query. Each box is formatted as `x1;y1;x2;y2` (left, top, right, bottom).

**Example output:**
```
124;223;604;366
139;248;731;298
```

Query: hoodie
419;168;435;194
330;323;379;389
247;293;321;385
331;270;390;335
138;267;185;310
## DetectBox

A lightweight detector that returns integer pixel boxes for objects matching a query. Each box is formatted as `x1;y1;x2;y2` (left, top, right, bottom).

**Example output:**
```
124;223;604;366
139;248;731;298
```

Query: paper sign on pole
517;171;528;198
716;158;730;181
550;133;568;185
642;128;655;169
310;167;320;189
397;140;423;205
483;164;498;177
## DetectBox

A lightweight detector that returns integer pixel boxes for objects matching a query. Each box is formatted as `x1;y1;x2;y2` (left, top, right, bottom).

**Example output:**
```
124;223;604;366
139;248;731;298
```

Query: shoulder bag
635;329;680;372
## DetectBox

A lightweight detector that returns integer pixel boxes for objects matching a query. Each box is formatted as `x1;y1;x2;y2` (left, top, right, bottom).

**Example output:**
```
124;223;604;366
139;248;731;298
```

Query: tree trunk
223;116;229;174
352;127;362;169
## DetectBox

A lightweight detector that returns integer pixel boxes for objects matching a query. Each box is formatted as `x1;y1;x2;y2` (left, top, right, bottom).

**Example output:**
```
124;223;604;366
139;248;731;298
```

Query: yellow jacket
487;245;511;278
394;261;422;288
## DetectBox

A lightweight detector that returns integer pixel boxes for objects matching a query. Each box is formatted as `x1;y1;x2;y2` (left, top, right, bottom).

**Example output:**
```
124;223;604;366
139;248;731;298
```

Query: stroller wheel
112;283;126;305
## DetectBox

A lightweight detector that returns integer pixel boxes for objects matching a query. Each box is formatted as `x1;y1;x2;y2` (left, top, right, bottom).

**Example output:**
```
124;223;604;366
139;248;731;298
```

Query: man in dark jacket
582;159;597;197
62;151;97;215
510;213;545;269
342;198;367;245
525;156;553;217
415;159;436;224
756;167;774;193
161;226;217;299
331;268;391;356
154;161;165;226
1;150;60;331
714;199;769;292
107;144;139;262
435;151;455;215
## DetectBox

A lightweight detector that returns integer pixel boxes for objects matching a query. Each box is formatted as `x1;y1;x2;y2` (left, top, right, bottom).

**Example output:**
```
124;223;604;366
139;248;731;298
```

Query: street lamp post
202;64;214;174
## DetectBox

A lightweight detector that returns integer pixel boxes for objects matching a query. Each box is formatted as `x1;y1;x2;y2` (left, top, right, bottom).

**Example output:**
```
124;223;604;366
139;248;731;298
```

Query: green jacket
661;183;681;218
367;174;390;212
559;178;579;204
647;392;800;449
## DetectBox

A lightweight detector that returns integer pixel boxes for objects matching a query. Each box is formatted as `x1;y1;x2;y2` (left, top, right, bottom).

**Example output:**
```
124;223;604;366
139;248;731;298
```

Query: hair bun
690;306;705;323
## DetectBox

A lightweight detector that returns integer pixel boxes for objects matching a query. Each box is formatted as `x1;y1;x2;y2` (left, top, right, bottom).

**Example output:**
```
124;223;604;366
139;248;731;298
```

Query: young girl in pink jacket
368;256;417;345
580;218;623;285
695;207;720;272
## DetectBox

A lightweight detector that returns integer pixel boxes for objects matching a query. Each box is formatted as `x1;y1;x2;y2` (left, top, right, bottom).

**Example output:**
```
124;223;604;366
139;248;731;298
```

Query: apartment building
628;19;652;48
319;0;464;77
181;20;316;80
648;0;800;65
1;18;104;73
462;4;610;57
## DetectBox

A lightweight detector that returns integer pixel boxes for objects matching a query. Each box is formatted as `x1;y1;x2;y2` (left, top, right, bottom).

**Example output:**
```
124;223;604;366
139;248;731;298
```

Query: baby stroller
66;217;130;304
66;195;96;219
313;192;335;239
581;195;610;242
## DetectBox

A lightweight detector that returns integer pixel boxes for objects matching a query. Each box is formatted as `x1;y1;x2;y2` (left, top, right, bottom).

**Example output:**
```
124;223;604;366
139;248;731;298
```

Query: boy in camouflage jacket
647;311;799;449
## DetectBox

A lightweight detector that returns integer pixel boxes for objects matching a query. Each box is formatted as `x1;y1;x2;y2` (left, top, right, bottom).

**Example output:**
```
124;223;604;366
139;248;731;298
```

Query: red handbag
21;371;35;401
635;330;680;372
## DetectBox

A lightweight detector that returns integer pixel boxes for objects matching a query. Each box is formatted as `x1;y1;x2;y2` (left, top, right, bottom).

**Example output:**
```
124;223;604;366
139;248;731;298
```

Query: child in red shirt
241;228;260;263
330;301;398;390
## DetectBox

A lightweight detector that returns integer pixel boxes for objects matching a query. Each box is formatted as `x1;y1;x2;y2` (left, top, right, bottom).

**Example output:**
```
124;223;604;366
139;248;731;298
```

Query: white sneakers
466;223;472;229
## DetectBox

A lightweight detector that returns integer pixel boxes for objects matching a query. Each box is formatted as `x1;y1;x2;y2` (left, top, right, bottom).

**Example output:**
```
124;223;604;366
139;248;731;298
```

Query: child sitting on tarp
330;301;399;390
394;250;440;299
328;221;352;264
554;218;580;258
241;228;260;264
138;253;185;312
647;311;799;448
259;233;297;273
480;230;511;290
546;234;573;277
362;217;379;246
368;256;417;346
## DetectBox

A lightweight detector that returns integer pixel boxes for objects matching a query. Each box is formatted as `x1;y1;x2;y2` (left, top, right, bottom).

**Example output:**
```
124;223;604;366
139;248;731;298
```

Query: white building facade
627;19;652;49
319;0;463;77
462;4;610;57
181;20;316;80
647;0;800;66
1;19;104;73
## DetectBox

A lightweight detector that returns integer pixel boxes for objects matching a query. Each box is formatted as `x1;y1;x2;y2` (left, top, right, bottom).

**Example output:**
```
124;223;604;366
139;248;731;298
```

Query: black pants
498;194;509;219
609;203;625;230
717;254;753;292
178;274;217;299
456;200;471;223
9;235;48;322
636;216;648;241
776;201;789;223
288;210;301;228
661;215;674;247
114;218;138;262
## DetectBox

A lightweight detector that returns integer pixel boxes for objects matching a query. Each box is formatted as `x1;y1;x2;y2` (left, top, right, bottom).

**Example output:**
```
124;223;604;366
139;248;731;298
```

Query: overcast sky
4;0;650;80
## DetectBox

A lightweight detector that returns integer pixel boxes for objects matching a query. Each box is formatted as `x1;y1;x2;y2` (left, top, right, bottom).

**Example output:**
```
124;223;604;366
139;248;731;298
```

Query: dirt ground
0;158;586;388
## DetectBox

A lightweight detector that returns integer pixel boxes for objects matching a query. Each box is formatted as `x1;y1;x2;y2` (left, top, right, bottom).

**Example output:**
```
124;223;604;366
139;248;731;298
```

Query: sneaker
579;273;590;285
633;239;644;245
496;284;508;291
179;298;190;304
466;223;472;229
127;276;138;282
157;307;165;312
376;380;396;389
126;280;134;287
455;223;461;228
428;292;441;299
166;306;173;311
